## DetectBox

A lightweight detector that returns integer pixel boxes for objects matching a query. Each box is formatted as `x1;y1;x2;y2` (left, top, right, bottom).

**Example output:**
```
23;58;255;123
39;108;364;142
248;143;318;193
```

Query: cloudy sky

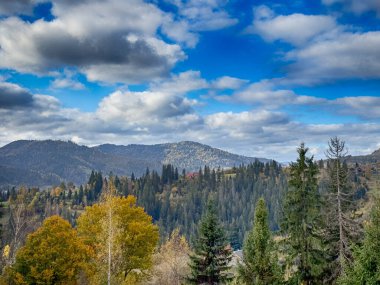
1;0;380;161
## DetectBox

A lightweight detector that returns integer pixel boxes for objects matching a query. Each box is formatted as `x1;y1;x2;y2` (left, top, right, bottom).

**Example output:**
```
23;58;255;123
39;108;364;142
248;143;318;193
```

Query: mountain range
0;140;269;187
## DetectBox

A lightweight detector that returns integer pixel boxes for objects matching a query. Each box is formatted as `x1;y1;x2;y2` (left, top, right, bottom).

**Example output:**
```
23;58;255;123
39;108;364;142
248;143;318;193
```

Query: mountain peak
0;139;269;187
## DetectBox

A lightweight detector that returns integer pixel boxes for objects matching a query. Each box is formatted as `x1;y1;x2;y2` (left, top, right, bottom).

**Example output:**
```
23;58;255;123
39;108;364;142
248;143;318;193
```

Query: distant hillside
95;141;270;172
0;140;268;187
346;148;380;164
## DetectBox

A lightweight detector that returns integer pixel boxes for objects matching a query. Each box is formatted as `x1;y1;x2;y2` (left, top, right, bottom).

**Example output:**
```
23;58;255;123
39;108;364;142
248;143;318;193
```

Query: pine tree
282;143;325;284
324;137;359;281
187;201;233;284
238;198;281;285
338;197;380;285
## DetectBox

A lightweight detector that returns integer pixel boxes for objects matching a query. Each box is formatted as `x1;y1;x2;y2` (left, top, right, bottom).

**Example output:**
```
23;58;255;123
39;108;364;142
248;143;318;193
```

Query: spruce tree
188;201;233;284
238;198;281;285
338;198;380;285
282;143;325;284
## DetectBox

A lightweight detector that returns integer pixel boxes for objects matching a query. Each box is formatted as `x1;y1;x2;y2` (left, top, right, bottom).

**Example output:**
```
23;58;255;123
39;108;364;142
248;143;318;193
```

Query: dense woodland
0;137;379;284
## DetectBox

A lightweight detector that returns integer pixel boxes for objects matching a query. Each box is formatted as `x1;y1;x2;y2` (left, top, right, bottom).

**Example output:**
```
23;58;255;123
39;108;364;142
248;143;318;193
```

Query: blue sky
0;0;380;161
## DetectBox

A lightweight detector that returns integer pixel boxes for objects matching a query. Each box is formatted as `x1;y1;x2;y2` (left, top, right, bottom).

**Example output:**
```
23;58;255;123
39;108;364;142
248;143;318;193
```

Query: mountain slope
346;148;380;164
0;140;267;187
95;141;269;172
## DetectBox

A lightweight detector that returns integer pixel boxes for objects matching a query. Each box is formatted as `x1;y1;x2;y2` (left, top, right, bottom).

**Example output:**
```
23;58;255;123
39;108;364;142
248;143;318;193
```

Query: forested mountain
96;141;269;172
346;147;380;164
0;140;267;187
0;140;147;187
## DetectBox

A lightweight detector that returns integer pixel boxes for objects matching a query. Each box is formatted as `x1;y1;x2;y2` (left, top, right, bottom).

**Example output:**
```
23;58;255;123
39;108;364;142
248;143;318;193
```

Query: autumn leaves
1;182;159;285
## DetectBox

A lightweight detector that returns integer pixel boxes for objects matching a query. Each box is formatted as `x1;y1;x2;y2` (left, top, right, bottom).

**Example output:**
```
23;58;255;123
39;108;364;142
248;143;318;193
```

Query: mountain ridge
0;140;269;187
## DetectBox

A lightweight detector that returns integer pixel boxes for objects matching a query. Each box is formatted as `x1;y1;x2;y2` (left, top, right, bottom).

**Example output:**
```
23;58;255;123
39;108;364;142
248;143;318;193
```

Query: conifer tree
282;143;325;284
238;198;281;285
187;201;233;284
324;137;359;281
338;198;380;285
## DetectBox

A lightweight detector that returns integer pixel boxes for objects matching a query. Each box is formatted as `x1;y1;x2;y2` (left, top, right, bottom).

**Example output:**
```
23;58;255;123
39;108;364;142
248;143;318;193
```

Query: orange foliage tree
4;215;91;285
77;189;159;285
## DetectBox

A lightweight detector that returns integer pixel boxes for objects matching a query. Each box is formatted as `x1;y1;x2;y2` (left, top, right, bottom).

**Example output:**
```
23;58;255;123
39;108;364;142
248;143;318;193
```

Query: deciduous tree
149;228;191;285
77;180;159;285
5;215;90;285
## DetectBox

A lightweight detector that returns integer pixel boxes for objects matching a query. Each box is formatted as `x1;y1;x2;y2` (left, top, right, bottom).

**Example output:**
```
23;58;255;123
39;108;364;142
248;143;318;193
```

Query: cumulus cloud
96;71;207;132
0;0;240;81
0;82;34;109
169;0;238;31
285;31;380;84
334;96;380;119
246;5;338;46
245;6;380;85
161;19;199;48
322;0;380;16
0;0;186;84
0;0;37;16
217;80;325;107
214;78;380;122
150;70;208;93
97;90;200;130
205;110;289;139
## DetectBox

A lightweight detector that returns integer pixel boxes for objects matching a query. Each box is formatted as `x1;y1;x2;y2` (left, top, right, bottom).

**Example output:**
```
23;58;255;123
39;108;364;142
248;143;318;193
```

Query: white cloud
1;75;380;162
170;0;238;31
0;0;38;16
150;70;208;93
161;18;199;48
244;6;380;85
0;0;186;84
211;76;248;89
97;90;199;129
0;0;240;82
214;78;380;122
50;69;85;90
334;96;380;119
322;0;380;16
246;5;338;46
217;79;325;107
1;90;380;162
285;31;380;84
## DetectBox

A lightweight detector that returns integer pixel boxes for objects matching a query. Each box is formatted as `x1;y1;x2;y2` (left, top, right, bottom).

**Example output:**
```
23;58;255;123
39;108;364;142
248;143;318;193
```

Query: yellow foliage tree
148;228;191;285
3;215;91;285
77;181;159;285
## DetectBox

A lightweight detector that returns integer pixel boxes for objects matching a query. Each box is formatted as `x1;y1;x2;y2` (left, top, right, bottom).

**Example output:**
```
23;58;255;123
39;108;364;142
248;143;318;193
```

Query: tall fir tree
238;198;281;285
187;201;233;284
338;197;380;285
282;143;326;284
324;137;359;281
